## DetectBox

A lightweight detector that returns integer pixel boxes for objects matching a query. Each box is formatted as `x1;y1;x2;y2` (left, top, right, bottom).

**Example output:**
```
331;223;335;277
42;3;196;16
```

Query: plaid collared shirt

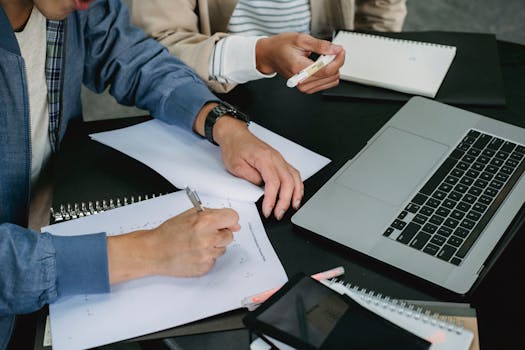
45;19;65;152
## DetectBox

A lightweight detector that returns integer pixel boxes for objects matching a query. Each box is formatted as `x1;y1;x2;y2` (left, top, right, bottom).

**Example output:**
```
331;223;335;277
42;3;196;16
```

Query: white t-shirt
209;0;311;84
15;7;52;187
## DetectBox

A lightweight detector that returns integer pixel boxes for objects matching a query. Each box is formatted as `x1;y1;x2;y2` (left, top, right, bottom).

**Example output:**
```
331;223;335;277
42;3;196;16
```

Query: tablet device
243;274;430;349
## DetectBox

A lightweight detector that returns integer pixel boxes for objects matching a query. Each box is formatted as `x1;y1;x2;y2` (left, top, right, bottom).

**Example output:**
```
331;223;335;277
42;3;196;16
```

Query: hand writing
107;207;240;283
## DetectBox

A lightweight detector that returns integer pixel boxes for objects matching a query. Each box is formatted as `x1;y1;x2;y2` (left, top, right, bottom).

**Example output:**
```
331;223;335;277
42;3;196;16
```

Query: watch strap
204;102;249;145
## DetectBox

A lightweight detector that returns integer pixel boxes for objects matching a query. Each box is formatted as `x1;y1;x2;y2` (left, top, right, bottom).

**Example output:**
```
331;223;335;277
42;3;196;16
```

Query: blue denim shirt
0;1;218;347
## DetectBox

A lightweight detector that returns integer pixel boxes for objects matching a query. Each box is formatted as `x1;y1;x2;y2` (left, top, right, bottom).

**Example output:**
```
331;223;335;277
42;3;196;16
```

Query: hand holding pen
255;32;345;94
108;191;240;283
185;186;205;212
112;188;240;279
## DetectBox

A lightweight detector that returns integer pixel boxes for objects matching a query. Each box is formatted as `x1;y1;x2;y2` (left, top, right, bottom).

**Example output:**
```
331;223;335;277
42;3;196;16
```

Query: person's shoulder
77;0;129;22
72;0;132;32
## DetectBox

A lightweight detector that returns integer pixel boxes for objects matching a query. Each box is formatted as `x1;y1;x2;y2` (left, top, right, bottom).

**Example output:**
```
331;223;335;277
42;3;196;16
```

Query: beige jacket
132;0;407;92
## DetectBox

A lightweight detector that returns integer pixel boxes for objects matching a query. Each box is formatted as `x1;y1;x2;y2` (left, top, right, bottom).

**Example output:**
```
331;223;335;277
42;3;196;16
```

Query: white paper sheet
43;191;287;350
89;120;330;202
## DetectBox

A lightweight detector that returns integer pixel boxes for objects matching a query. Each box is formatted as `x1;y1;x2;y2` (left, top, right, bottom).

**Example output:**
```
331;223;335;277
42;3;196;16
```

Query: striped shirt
209;0;311;84
228;0;311;36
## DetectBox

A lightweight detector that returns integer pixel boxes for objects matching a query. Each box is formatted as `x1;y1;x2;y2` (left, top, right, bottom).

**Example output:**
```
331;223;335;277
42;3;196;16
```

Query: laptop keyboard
383;129;525;266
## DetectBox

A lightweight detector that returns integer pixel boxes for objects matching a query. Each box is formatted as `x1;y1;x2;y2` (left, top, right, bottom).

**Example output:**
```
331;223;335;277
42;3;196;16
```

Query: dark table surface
16;39;525;350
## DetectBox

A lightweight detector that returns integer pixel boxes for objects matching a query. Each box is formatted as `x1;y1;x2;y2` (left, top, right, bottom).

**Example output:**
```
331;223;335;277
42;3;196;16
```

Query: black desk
42;40;525;349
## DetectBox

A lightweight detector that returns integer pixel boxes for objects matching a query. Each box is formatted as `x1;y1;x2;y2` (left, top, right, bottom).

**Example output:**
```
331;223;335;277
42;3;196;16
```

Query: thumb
229;161;264;186
297;34;343;55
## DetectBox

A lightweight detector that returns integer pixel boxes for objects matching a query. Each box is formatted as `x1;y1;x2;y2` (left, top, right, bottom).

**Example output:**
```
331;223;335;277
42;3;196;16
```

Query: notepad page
333;31;456;98
43;192;288;350
322;280;473;350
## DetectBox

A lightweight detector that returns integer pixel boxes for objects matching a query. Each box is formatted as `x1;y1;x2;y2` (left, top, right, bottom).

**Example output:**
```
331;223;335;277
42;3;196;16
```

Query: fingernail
293;200;301;209
276;209;285;220
263;205;273;218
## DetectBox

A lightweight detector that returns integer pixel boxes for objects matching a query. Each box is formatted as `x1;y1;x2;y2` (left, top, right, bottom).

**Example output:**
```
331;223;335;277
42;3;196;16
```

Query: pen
185;187;204;212
241;266;345;310
286;54;336;88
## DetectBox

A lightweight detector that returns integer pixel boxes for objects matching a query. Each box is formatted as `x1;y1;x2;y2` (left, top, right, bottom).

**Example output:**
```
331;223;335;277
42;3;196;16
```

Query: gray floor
404;0;525;45
82;0;525;121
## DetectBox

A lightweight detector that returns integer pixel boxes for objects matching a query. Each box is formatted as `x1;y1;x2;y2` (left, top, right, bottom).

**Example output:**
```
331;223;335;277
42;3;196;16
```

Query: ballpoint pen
286;54;336;88
185;187;204;212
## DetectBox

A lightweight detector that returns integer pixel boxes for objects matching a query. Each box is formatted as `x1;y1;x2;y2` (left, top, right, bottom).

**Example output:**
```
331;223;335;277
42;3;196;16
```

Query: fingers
211;228;234;248
290;165;304;210
296;49;345;93
295;33;343;56
298;74;340;94
260;33;344;81
217;121;304;220
250;150;303;220
230;160;264;186
195;207;240;232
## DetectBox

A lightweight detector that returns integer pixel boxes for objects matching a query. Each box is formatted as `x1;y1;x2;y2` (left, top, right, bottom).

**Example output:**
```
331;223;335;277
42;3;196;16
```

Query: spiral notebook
245;274;432;350
325;32;505;106
332;31;456;98
249;276;474;350
49;192;170;223
320;279;474;350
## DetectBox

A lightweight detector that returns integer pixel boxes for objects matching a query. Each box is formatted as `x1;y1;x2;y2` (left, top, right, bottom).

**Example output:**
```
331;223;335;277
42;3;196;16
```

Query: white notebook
321;279;474;350
332;31;456;98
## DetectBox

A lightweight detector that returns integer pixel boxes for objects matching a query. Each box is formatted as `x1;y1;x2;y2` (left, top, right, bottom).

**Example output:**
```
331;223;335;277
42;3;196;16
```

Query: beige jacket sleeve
354;0;407;32
131;0;236;93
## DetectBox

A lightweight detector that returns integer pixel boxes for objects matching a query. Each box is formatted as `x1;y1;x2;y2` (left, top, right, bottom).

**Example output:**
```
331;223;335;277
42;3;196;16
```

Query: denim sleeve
0;223;110;316
82;0;219;131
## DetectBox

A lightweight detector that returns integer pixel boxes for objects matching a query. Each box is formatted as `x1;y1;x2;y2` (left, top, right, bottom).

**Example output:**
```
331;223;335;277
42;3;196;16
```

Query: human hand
107;207;240;283
255;32;345;94
213;117;304;220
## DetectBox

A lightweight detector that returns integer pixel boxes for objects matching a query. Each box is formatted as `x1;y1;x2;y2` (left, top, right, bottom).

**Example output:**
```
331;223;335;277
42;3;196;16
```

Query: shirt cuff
52;233;110;297
210;36;277;84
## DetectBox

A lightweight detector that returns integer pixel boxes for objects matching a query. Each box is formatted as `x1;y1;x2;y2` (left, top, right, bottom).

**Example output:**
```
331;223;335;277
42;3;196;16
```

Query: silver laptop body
292;97;525;294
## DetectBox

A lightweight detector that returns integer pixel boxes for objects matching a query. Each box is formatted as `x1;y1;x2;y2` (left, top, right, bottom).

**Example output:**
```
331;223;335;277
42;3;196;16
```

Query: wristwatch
204;101;250;145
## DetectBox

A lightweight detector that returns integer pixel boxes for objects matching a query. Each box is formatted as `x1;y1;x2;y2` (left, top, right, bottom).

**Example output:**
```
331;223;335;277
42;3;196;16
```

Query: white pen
286;54;336;88
185;187;204;212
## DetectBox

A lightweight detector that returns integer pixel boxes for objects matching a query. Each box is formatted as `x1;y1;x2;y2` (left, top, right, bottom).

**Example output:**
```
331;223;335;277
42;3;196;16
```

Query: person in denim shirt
0;0;303;347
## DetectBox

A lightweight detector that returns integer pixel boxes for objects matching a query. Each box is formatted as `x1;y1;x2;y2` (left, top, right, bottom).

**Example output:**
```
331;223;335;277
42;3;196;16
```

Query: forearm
0;224;109;314
83;0;218;131
107;230;153;284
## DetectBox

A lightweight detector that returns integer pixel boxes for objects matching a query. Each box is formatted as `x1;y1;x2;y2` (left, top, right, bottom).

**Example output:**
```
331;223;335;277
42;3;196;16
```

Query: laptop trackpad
335;127;449;205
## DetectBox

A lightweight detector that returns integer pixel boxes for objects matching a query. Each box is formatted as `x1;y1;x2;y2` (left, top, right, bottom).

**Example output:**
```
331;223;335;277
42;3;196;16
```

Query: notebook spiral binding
340;31;455;50
330;278;465;334
50;192;170;224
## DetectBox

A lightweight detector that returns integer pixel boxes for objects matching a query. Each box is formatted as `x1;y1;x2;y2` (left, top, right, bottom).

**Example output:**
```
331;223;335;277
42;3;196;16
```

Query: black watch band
204;102;250;145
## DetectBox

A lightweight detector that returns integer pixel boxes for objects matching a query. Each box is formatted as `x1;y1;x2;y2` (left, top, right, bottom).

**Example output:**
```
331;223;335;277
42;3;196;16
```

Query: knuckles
293;32;310;46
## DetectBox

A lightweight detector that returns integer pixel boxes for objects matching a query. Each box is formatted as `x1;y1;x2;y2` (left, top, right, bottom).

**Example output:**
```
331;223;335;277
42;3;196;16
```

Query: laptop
292;97;525;295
